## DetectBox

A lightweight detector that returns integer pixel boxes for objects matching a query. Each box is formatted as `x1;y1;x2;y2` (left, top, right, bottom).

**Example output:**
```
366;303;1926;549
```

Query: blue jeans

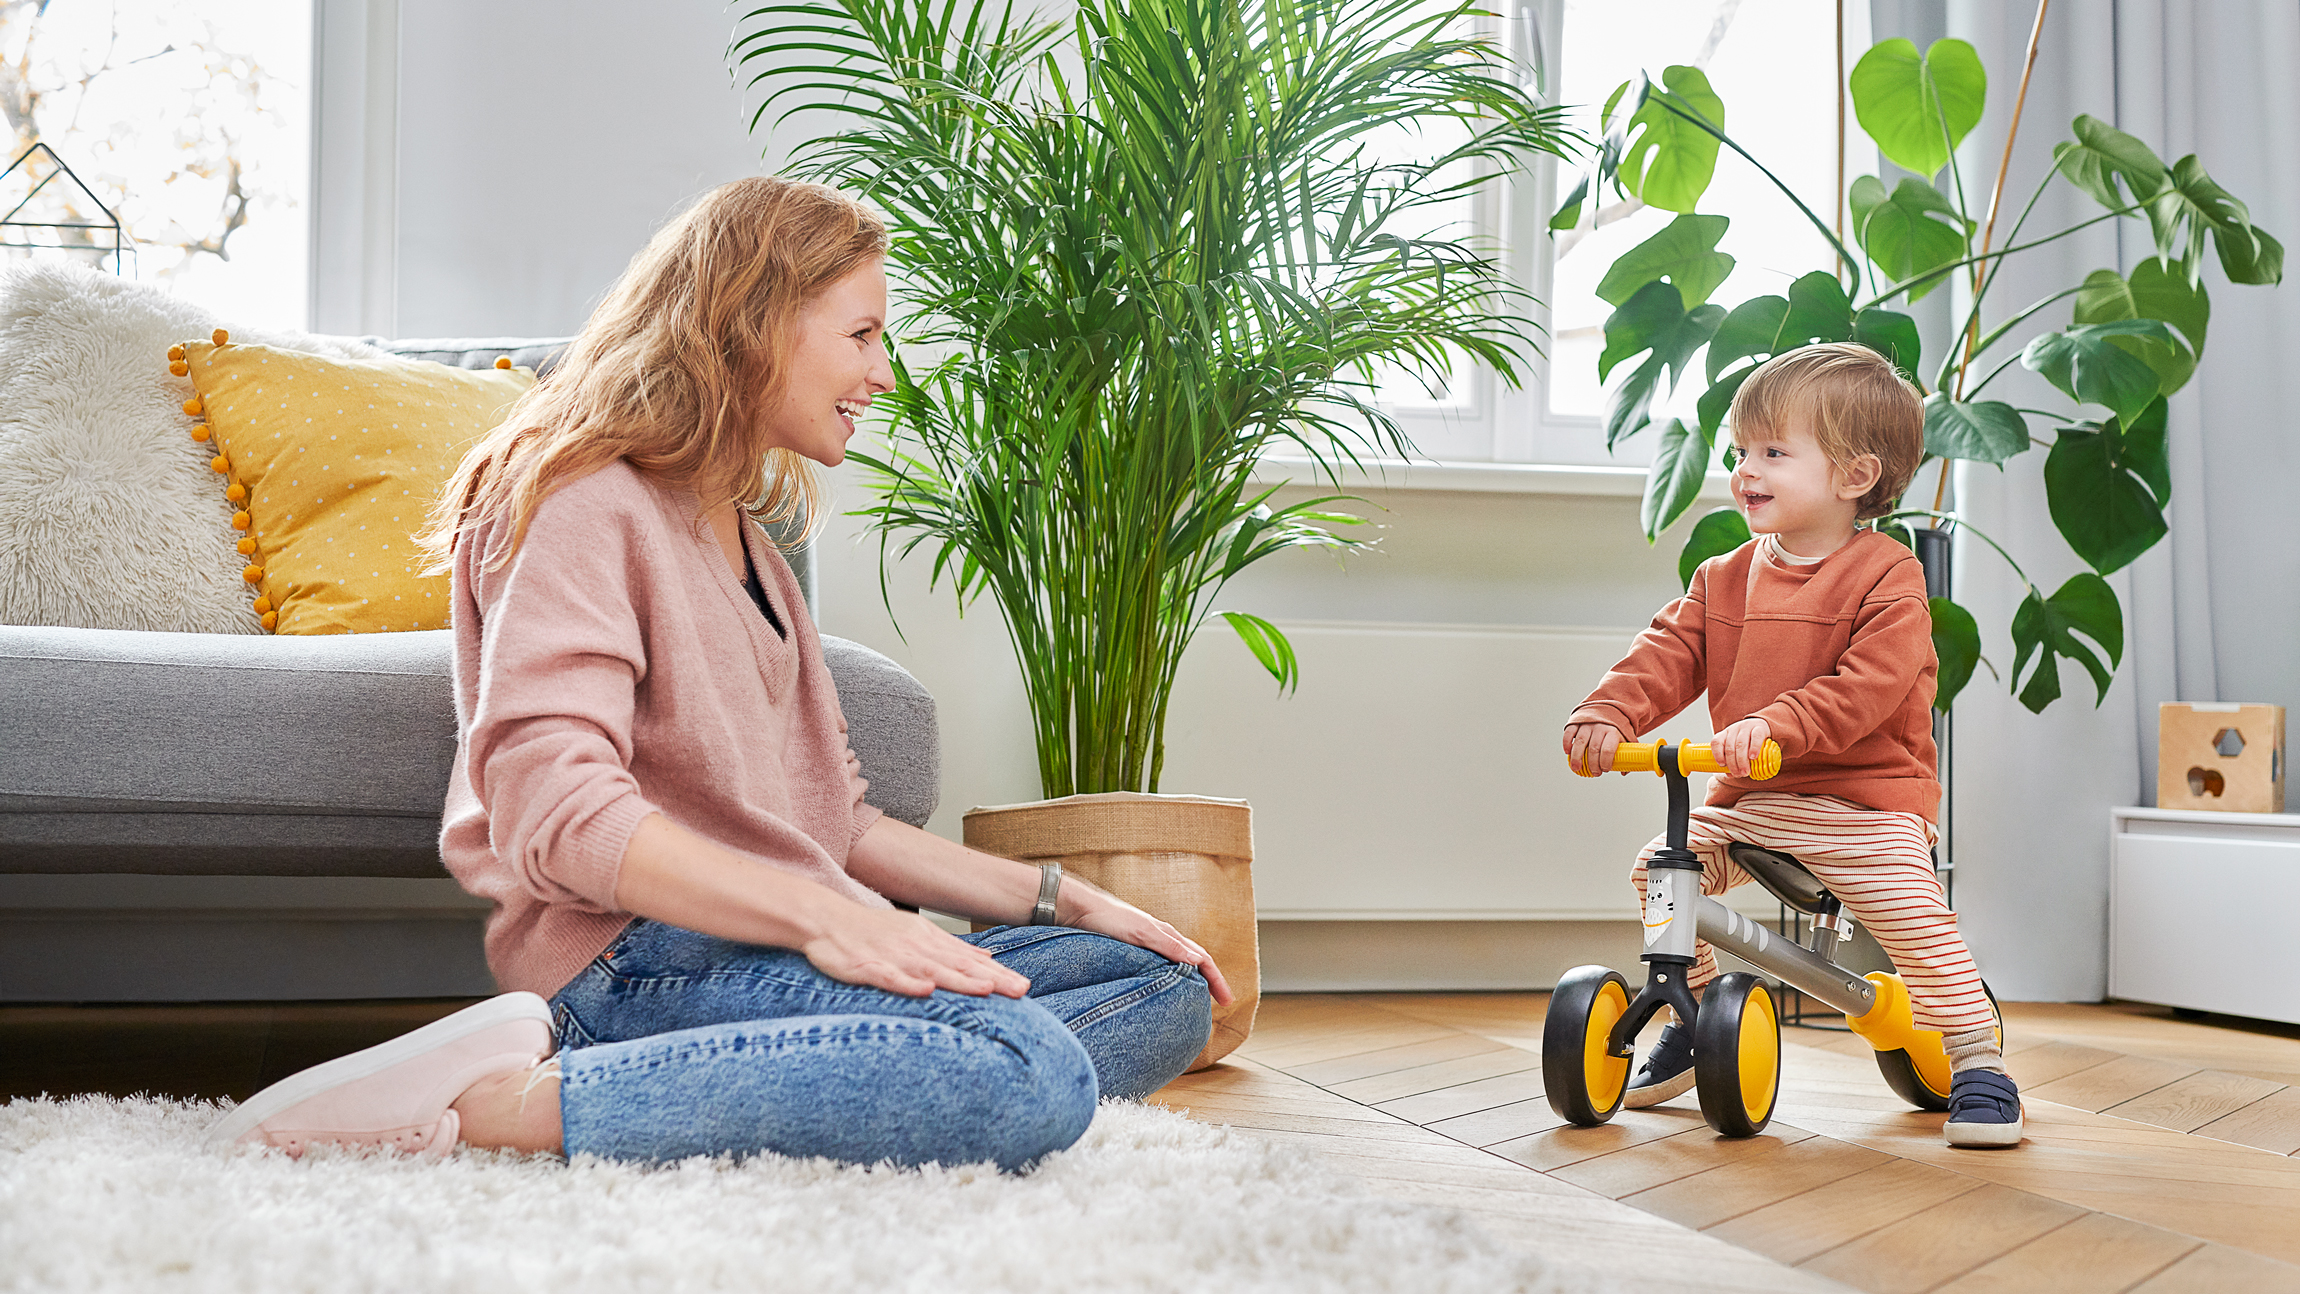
546;919;1213;1171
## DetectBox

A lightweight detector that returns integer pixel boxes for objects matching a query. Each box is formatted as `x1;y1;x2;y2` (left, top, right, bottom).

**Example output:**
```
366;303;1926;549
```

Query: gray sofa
0;338;940;1003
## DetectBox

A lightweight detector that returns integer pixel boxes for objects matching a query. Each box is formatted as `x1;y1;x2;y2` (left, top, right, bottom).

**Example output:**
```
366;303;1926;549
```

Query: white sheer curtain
1921;1;2300;1000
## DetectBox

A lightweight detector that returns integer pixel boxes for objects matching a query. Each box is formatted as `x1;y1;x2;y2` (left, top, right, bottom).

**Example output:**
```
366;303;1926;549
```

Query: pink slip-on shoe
206;991;555;1158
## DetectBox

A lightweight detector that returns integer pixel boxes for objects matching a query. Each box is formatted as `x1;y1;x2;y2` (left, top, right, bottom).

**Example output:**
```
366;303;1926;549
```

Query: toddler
1561;342;2019;1149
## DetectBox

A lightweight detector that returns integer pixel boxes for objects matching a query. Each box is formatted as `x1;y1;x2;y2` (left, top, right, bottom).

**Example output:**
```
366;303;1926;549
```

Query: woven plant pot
963;791;1259;1071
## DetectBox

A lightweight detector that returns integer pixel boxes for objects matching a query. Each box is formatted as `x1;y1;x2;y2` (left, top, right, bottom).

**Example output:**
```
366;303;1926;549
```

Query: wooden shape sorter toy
2158;703;2286;813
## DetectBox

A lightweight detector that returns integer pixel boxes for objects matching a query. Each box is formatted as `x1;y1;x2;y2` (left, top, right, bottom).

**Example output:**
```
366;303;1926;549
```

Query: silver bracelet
1029;862;1063;926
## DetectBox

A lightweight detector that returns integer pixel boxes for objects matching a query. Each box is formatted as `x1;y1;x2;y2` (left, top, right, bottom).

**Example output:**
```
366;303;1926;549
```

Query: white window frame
1319;0;1857;493
308;0;399;338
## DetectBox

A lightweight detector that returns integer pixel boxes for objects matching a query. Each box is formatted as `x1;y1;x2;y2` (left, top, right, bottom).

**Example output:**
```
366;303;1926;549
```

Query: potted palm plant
735;0;1577;1066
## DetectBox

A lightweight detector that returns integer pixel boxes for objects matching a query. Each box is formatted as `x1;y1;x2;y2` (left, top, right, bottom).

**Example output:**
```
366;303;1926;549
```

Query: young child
1561;342;2020;1149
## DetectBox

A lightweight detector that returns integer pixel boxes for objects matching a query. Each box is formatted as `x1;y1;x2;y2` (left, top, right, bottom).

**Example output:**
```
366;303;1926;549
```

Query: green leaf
1595;213;1736;309
2021;320;2175;427
1700;273;1868;386
2010;573;2123;712
1600;281;1725;448
1852;308;1923;376
1220;611;1300;695
1923;394;2029;465
2148;155;2285;285
1642;417;1715;540
2072;258;2208;395
1678;507;1751;590
1550;170;1590;232
1600;279;1689;381
2043;398;2171;575
1849;37;1988;179
2051;115;2168;212
1929;596;1981;711
1616;66;1727;213
1849;175;1973;303
1696;363;1755;437
1705;295;1791;383
1780;270;1860;345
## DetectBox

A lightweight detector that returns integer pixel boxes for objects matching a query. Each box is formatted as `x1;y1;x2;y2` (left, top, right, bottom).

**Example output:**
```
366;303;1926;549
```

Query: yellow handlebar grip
1569;738;1780;780
1676;739;1782;781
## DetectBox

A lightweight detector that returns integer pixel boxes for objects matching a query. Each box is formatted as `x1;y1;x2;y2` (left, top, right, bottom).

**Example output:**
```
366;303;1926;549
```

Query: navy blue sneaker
1625;1022;1697;1108
1945;1069;2024;1147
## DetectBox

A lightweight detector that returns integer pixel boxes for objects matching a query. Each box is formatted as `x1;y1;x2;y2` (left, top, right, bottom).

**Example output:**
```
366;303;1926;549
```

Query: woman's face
765;258;894;466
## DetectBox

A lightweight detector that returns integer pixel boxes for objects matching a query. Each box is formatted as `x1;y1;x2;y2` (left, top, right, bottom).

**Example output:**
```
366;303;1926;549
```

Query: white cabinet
2110;807;2300;1025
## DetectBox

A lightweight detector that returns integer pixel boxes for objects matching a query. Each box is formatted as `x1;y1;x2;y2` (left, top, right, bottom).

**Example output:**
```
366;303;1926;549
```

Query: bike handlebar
1572;738;1781;781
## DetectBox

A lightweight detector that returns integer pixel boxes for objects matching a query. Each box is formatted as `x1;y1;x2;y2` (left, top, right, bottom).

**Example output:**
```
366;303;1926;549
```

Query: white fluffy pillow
0;262;389;631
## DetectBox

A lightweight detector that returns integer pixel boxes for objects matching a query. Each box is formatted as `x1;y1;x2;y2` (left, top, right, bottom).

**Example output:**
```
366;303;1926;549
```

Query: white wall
386;0;775;338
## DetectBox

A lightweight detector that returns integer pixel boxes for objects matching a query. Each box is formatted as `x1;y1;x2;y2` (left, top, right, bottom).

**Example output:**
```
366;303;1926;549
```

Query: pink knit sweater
439;459;889;998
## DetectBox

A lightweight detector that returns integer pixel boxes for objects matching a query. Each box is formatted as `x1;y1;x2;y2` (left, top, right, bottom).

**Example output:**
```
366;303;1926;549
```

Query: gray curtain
1912;1;2300;1000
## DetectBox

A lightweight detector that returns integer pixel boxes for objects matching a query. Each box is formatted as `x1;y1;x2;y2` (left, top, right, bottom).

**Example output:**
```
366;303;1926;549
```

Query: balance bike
1545;738;2000;1137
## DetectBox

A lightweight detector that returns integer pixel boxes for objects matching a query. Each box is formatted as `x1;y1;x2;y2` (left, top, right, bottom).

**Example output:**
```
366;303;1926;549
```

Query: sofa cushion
0;261;393;635
178;339;537;635
0;624;940;878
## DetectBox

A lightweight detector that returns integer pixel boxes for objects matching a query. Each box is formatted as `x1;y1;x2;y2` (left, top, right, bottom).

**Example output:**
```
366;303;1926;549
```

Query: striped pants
1628;792;1993;1032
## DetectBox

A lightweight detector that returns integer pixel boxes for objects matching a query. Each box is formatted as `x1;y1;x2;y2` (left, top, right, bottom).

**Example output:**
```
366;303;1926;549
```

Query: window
0;3;312;329
1375;0;1859;468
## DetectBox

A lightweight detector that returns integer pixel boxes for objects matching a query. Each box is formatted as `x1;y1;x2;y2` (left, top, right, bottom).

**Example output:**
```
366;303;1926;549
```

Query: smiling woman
208;176;1230;1173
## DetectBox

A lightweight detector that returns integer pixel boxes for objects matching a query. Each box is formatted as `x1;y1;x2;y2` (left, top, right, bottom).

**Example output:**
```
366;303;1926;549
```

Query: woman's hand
801;905;1032;999
1061;881;1236;1007
616;813;1030;999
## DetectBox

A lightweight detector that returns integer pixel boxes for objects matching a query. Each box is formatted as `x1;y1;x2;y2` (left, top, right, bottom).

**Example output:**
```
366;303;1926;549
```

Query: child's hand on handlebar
1712;717;1773;778
1563;721;1625;776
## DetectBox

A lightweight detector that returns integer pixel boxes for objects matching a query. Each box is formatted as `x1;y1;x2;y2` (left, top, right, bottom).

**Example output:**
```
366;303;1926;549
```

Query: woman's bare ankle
450;1058;565;1154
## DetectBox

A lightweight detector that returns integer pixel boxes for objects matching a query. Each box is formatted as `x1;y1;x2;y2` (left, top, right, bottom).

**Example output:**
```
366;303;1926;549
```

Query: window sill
1249;455;1737;500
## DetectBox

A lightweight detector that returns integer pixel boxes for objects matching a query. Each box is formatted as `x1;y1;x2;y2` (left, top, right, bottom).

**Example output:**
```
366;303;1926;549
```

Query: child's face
1731;412;1878;550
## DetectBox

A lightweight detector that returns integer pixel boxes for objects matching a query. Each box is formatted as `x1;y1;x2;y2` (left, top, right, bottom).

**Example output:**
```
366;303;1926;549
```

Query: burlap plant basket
963;792;1258;1071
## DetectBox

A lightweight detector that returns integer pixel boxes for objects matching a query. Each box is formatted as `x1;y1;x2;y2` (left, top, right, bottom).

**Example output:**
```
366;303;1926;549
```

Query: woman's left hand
1067;888;1236;1007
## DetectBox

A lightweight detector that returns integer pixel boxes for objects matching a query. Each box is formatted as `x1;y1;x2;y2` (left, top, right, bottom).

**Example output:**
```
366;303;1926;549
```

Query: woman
206;177;1227;1172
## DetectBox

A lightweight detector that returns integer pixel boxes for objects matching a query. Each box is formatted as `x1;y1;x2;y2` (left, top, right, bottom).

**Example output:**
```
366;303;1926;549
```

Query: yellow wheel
1543;965;1632;1126
1693;972;1780;1137
1876;980;2000;1112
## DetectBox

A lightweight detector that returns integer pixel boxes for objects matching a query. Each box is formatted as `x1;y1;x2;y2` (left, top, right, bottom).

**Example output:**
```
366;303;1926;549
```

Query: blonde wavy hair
417;176;889;577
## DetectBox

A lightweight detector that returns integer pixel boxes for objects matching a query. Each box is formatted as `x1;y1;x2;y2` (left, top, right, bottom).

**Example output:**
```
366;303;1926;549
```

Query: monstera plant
1555;35;2281;712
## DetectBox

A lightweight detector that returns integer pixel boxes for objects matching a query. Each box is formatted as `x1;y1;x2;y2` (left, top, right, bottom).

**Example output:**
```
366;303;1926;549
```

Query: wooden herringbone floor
1146;994;2300;1293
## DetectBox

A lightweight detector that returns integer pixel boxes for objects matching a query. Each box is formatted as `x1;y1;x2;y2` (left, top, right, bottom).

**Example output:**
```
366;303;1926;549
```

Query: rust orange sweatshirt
1568;529;1940;821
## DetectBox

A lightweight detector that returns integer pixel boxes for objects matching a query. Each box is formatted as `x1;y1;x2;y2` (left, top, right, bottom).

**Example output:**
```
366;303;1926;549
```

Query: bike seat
1727;842;1835;915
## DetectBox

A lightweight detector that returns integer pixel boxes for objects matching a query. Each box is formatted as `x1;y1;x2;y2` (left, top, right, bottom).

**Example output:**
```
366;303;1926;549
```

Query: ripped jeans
546;919;1213;1171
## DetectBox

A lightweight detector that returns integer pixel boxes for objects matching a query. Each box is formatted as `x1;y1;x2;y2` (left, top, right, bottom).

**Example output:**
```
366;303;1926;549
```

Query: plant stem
1856;201;2142;310
1960;348;2028;399
1874;508;2034;591
1956;0;2050;400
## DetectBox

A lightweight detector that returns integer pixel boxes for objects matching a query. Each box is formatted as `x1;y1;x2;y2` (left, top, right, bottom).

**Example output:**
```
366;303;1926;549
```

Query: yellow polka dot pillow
173;332;535;633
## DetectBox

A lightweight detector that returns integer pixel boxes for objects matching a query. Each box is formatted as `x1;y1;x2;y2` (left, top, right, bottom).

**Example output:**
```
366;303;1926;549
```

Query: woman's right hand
800;905;1031;999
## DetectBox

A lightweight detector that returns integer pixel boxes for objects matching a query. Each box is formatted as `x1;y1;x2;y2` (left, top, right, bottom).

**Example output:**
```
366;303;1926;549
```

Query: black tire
1875;980;2001;1112
1543;965;1633;1127
1693;972;1781;1137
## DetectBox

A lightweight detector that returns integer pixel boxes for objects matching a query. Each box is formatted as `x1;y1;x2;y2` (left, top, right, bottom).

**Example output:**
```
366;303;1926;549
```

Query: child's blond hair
1729;342;1923;520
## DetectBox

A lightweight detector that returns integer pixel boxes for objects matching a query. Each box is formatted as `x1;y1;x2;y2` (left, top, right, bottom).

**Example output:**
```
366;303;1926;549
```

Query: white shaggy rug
0;1095;1597;1294
0;261;387;633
